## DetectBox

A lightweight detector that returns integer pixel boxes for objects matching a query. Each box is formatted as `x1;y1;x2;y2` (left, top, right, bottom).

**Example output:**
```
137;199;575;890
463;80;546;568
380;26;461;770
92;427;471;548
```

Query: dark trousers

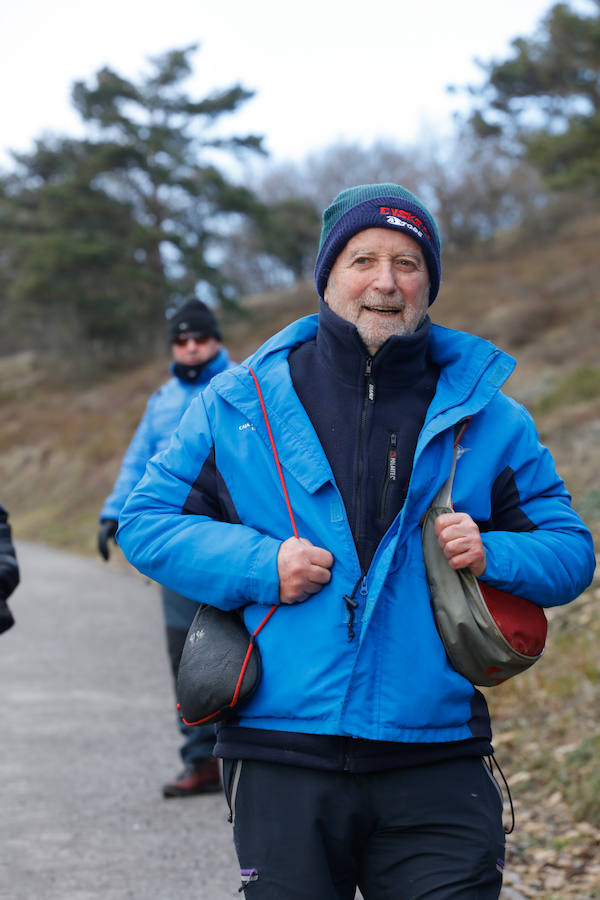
223;756;505;899
161;587;216;766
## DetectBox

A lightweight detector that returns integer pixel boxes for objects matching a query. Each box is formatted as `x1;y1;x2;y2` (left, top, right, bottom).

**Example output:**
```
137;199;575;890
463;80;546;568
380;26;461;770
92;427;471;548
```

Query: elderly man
98;298;232;798
117;184;595;898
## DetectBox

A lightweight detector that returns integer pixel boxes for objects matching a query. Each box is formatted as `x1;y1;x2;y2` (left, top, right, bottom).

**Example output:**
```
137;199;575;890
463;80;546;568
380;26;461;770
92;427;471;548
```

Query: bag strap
232;364;298;670
180;366;290;724
243;364;299;538
432;418;471;508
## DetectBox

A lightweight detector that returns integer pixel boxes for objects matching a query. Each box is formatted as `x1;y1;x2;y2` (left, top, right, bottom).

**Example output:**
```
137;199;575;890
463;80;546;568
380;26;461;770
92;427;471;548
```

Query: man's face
324;227;430;354
171;333;221;366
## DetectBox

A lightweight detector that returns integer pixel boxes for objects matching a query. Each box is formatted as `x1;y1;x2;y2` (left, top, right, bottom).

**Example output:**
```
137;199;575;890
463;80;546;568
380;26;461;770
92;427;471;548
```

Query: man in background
98;298;232;797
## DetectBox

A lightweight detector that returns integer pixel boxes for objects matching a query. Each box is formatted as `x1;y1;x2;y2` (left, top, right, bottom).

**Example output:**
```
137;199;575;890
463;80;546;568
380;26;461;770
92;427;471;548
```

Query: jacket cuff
246;536;281;606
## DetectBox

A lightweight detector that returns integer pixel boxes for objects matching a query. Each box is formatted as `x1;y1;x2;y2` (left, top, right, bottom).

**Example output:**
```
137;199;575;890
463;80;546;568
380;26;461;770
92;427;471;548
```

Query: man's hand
277;537;334;604
98;519;118;561
434;512;486;577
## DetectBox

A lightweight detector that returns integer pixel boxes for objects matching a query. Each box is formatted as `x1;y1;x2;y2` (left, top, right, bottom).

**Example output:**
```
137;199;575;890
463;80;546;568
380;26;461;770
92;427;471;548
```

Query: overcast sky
0;0;573;170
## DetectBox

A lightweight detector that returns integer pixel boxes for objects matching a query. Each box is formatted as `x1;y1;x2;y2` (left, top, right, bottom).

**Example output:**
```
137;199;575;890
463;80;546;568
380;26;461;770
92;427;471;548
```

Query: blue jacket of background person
100;347;232;521
117;316;595;746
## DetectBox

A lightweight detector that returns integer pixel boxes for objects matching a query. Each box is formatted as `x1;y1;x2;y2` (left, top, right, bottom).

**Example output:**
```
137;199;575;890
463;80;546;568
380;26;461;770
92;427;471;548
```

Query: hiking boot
162;758;222;798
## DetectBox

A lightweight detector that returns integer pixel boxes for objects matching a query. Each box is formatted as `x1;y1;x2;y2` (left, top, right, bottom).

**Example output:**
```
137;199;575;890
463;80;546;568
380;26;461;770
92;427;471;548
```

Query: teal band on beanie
314;183;442;304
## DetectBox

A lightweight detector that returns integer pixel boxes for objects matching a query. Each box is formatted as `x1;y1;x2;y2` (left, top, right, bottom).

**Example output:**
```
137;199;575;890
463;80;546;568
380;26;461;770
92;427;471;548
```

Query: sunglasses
173;333;209;346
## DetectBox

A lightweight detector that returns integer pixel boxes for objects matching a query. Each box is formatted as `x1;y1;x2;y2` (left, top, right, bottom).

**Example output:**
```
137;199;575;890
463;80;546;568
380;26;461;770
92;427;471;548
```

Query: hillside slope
2;211;598;551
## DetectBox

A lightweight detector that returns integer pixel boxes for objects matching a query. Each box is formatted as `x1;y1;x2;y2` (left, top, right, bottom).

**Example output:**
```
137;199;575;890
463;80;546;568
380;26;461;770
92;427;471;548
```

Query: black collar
316;299;432;389
172;361;209;383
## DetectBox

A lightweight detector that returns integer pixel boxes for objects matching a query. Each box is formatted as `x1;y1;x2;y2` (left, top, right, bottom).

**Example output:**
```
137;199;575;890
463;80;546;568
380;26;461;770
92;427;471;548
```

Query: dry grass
487;582;600;899
487;589;600;826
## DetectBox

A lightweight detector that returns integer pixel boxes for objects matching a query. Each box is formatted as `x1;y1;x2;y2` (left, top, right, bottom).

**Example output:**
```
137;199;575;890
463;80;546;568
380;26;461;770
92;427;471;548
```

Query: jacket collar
418;324;515;449
315;299;433;389
170;346;231;385
214;317;332;494
212;315;515;494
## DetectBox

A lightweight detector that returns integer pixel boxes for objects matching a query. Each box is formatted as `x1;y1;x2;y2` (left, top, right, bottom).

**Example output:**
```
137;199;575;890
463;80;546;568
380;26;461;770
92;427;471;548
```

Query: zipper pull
343;573;366;642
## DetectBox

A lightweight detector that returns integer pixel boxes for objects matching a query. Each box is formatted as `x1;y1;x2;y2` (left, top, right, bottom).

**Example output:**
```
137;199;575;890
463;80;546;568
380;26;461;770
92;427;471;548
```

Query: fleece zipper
354;357;375;553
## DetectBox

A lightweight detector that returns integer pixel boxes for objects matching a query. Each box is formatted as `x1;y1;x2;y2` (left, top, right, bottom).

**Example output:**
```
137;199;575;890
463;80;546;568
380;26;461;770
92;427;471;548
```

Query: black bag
176;604;267;725
176;364;296;725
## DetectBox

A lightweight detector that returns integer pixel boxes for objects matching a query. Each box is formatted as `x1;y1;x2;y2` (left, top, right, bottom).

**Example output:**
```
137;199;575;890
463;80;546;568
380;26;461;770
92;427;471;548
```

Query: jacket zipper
354;357;375;544
378;431;398;519
343;359;374;643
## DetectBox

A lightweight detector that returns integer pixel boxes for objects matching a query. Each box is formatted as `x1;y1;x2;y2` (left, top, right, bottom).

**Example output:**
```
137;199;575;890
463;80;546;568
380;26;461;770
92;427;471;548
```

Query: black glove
98;519;118;561
0;597;15;634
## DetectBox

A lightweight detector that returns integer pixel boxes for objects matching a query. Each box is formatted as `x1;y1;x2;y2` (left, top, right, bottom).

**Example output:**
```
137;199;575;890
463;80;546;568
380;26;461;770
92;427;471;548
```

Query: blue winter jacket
117;317;595;745
100;348;232;521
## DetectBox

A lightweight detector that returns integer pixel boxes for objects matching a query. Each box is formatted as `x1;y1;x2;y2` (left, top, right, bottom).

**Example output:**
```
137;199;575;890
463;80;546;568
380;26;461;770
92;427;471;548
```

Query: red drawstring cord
181;364;296;725
454;417;471;449
243;364;299;540
228;366;299;697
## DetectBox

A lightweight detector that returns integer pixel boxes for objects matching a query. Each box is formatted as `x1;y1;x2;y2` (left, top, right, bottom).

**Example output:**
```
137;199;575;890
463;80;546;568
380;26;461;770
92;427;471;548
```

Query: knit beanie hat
314;183;441;304
168;299;222;343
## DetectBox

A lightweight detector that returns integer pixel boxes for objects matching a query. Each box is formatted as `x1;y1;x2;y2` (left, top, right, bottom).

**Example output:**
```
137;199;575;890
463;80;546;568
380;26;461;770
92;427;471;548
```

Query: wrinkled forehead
341;226;425;258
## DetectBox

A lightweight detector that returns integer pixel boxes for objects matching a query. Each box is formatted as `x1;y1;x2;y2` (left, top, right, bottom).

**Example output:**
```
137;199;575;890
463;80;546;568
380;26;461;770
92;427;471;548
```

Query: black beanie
168;300;222;343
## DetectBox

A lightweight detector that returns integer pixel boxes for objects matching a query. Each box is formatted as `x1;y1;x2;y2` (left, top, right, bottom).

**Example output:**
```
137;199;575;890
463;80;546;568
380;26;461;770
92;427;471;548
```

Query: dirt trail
0;542;239;900
6;542;593;899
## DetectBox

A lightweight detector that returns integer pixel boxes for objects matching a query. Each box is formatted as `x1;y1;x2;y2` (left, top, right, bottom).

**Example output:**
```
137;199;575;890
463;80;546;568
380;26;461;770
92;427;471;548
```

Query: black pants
223;756;505;899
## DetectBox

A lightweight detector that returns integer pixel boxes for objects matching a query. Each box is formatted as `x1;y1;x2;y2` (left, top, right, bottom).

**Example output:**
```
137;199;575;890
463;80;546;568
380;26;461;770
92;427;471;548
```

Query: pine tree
1;45;265;372
467;1;600;192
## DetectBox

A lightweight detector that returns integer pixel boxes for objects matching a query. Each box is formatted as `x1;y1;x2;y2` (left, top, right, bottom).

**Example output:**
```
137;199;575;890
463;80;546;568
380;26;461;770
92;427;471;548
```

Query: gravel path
0;542;240;900
7;541;582;900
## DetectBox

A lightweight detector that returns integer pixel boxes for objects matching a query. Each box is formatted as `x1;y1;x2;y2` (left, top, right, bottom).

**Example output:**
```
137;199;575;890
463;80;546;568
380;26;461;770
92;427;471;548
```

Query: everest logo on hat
378;207;432;242
384;214;426;240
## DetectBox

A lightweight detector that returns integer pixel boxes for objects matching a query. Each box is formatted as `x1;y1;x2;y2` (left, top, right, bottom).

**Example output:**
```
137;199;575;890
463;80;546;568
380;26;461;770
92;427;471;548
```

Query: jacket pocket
223;758;243;825
378;432;398;519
